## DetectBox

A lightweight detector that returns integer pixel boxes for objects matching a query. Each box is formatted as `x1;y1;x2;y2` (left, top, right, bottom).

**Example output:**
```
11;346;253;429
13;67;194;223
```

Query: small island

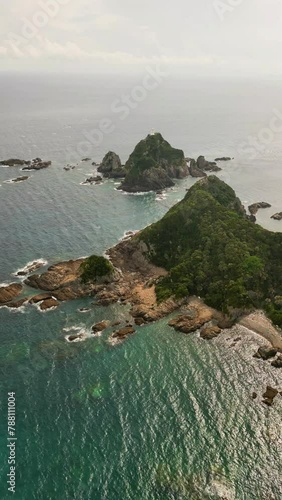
118;132;189;192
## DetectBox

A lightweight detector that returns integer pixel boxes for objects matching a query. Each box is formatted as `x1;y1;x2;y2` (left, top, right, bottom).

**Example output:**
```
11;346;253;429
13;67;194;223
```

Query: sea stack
119;132;189;192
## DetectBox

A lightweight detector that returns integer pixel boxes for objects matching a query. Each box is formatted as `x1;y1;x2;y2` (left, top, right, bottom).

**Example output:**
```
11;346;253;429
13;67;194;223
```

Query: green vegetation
125;133;185;175
80;255;113;284
137;176;282;326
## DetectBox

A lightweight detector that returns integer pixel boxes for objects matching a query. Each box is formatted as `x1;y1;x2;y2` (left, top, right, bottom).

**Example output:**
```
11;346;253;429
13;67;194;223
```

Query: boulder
112;326;135;339
68;334;84;342
271;212;282;221
0;283;23;304
39;298;60;310
92;320;110;334
82;157;91;161
271;355;282;368
200;325;221;340
252;392;257;400
253;346;277;360
135;317;146;326
29;293;52;304
262;386;279;406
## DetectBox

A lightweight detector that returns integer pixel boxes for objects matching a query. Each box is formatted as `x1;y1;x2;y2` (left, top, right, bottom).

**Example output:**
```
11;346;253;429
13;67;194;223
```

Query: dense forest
138;176;282;326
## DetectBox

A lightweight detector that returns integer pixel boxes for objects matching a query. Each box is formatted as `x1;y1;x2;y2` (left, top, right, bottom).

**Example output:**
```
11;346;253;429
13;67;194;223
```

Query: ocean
0;72;281;499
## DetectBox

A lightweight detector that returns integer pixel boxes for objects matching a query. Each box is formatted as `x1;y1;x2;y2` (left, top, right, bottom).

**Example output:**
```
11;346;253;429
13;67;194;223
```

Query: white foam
0;304;26;314
115;188;153;196
13;259;48;278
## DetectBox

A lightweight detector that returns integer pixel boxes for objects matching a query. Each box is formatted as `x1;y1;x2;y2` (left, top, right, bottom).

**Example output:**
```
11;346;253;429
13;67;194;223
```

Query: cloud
0;35;223;67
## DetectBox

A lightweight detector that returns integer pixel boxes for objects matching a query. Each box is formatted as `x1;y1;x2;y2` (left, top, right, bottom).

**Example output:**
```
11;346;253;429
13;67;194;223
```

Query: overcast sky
0;0;281;75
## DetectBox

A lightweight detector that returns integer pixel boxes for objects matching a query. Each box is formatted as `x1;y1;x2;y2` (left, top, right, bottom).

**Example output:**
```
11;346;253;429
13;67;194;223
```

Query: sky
0;0;281;75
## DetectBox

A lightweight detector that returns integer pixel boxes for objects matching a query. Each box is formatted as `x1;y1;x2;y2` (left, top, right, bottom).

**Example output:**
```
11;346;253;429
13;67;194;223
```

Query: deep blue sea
0;73;281;499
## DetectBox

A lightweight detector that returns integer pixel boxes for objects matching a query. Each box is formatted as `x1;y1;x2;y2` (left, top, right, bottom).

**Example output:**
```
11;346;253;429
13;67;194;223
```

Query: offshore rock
92;321;110;334
188;159;206;178
0;283;23;304
248;202;271;216
271;355;282;368
22;158;51;171
39;298;60;311
262;386;279;406
196;156;221;172
253;346;278;360
112;326;135;339
0;159;30;167
271;212;282;221
200;325;221;340
98;152;125;179
214;156;232;161
169;302;215;334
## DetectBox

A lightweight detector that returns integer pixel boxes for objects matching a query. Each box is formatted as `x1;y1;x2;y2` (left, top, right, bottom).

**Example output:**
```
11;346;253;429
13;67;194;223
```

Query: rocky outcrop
16;260;46;277
168;302;216;334
262;386;279;406
111;326;135;340
196;156;221;172
40;298;59;311
271;212;282;221
253;346;278;360
6;298;27;309
214;157;232;161
82;175;103;185
200;325;221;340
188;159;207;178
119;133;188;192
271;355;282;368
10;176;29;183
29;293;52;304
0;283;23;304
188;156;221;178
25;259;86;291
97;152;125;179
24;258;110;304
22;158;52;171
92;320;110;334
0;159;30;167
248;202;271;216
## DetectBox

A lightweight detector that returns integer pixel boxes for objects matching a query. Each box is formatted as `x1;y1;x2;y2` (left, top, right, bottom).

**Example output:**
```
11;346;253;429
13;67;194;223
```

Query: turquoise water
0;74;282;499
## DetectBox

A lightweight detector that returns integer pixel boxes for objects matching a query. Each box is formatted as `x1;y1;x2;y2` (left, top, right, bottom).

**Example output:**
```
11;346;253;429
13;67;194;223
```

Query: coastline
239;311;282;350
